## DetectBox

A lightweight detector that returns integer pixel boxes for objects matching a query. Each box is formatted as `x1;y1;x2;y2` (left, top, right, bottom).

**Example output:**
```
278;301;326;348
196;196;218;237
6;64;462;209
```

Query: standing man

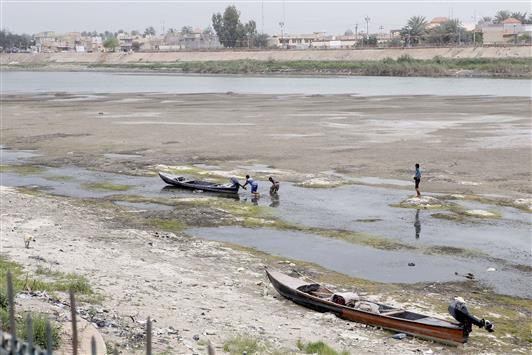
413;163;421;197
243;174;259;196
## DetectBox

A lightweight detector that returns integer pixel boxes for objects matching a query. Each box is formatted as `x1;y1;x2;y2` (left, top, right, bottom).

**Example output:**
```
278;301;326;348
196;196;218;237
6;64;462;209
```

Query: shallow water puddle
270;184;531;266
188;226;530;298
1;148;530;297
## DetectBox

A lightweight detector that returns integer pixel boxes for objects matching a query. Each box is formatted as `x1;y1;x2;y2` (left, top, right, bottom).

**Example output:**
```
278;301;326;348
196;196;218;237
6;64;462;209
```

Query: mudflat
2;92;531;196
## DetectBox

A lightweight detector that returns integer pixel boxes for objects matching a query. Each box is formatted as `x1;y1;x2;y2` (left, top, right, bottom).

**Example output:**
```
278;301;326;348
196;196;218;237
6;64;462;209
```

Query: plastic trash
392;333;407;340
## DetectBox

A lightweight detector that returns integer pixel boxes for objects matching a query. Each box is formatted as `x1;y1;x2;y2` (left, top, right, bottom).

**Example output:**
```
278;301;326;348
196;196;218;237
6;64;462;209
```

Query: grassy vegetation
0;259;64;349
86;56;532;78
82;182;132;191
43;175;75;182
147;218;187;232
296;340;349;355
18;313;61;349
0;164;45;175
223;335;262;355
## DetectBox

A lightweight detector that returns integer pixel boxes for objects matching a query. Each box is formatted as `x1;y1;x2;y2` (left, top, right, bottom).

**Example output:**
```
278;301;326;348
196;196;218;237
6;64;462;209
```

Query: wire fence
0;271;216;355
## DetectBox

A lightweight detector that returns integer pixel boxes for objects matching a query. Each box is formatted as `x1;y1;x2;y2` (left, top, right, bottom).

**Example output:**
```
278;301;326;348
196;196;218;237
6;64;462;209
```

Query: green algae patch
147;218;187;232
441;194;532;213
82;182;132;191
311;228;412;251
296;179;350;189
43;175;75;182
0;164;45;175
106;194;179;206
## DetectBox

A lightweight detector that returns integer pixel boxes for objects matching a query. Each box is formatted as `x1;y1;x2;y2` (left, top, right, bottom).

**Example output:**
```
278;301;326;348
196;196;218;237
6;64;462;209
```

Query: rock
399;196;444;209
237;267;245;272
464;209;497;218
289;263;296;267
513;198;532;210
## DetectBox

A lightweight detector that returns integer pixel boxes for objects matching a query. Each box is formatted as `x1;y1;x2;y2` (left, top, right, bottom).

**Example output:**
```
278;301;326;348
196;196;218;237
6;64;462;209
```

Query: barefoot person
243;175;259;196
413;163;421;197
269;176;280;195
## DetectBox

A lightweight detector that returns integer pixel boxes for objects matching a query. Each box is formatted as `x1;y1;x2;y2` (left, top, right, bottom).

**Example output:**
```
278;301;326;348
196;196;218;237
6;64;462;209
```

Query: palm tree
494;10;511;24
479;16;492;25
510;12;528;23
401;16;428;45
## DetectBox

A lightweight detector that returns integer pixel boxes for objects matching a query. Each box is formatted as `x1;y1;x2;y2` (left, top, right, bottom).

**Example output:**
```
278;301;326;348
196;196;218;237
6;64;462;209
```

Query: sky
1;1;531;35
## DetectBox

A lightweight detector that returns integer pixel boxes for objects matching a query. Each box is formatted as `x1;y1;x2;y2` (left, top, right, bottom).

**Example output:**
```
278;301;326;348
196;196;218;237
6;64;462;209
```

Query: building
160;29;221;50
427;17;449;29
311;35;357;48
269;33;325;49
482;18;529;44
34;31;58;52
117;33;133;52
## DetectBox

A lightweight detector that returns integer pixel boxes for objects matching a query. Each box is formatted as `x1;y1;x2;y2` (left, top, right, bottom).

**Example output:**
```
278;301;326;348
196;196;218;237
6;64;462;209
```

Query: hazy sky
2;1;531;35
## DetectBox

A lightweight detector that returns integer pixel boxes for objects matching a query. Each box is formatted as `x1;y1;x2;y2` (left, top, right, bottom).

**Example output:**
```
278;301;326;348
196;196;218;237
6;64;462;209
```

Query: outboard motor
230;177;240;187
448;297;494;335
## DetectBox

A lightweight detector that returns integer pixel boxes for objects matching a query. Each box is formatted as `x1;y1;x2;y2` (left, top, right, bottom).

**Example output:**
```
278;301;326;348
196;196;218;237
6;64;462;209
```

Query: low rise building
269;33;325;49
482;18;529;44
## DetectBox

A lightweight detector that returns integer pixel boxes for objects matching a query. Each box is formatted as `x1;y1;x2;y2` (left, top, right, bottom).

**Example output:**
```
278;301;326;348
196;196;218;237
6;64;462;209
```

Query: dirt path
1;187;451;354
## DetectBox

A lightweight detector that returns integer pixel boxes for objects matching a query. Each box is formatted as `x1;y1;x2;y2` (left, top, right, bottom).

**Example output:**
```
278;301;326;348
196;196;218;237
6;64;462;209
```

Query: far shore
2;47;532;78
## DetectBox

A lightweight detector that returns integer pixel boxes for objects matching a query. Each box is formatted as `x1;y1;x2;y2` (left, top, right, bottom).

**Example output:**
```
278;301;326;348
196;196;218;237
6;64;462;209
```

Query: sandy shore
2;92;531;197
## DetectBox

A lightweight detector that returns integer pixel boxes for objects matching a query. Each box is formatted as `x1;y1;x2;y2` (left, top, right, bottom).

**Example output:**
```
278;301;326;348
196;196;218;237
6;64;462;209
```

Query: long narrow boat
158;172;240;194
266;270;468;345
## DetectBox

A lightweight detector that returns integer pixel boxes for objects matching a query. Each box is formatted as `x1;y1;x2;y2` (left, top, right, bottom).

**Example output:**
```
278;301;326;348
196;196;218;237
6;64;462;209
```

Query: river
2;71;531;96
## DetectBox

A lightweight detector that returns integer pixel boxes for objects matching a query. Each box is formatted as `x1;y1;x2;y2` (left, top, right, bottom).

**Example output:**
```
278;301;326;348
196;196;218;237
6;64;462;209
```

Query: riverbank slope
3;47;532;78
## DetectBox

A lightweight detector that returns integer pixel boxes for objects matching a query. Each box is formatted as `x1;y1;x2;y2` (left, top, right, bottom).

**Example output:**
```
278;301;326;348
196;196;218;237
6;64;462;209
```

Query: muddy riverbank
1;186;530;354
2;92;531;197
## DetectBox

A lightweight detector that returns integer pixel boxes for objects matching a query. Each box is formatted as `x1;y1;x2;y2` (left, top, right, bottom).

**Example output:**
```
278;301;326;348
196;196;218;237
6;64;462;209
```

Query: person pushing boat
243;175;259;196
269;176;280;195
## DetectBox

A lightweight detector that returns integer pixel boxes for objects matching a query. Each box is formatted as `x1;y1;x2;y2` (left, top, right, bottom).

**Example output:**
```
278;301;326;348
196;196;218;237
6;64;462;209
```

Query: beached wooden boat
159;172;240;194
266;270;468;345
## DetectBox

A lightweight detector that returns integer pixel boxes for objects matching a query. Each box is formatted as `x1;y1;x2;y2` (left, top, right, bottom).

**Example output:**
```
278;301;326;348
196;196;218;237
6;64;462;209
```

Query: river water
2;71;531;96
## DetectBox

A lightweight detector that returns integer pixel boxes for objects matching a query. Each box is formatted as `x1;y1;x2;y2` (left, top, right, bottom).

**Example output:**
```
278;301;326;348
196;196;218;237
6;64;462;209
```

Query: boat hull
159;172;239;194
266;270;467;345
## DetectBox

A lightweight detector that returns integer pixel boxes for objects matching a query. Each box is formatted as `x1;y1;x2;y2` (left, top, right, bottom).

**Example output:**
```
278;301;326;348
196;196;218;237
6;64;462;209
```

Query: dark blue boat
158;172;240;194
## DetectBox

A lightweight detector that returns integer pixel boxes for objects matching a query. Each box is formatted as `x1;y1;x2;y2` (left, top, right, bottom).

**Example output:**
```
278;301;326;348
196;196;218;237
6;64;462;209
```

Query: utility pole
261;0;264;35
355;23;358;45
279;21;285;49
365;16;371;46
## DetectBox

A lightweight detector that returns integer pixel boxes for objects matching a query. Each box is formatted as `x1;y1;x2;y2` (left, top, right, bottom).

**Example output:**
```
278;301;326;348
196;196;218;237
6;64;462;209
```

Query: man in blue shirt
243;175;259;196
413;163;421;197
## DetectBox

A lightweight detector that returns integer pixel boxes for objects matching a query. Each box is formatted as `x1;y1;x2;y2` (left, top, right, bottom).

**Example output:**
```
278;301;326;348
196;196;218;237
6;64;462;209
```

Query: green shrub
18;313;61;349
296;340;349;355
223;335;262;355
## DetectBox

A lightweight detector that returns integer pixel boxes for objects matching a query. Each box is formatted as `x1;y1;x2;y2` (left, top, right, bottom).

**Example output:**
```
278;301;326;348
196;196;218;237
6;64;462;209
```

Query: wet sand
2;92;531;197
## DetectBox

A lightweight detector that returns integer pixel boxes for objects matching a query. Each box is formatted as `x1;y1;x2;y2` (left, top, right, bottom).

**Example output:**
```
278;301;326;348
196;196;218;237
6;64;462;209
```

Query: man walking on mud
414;163;421;197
